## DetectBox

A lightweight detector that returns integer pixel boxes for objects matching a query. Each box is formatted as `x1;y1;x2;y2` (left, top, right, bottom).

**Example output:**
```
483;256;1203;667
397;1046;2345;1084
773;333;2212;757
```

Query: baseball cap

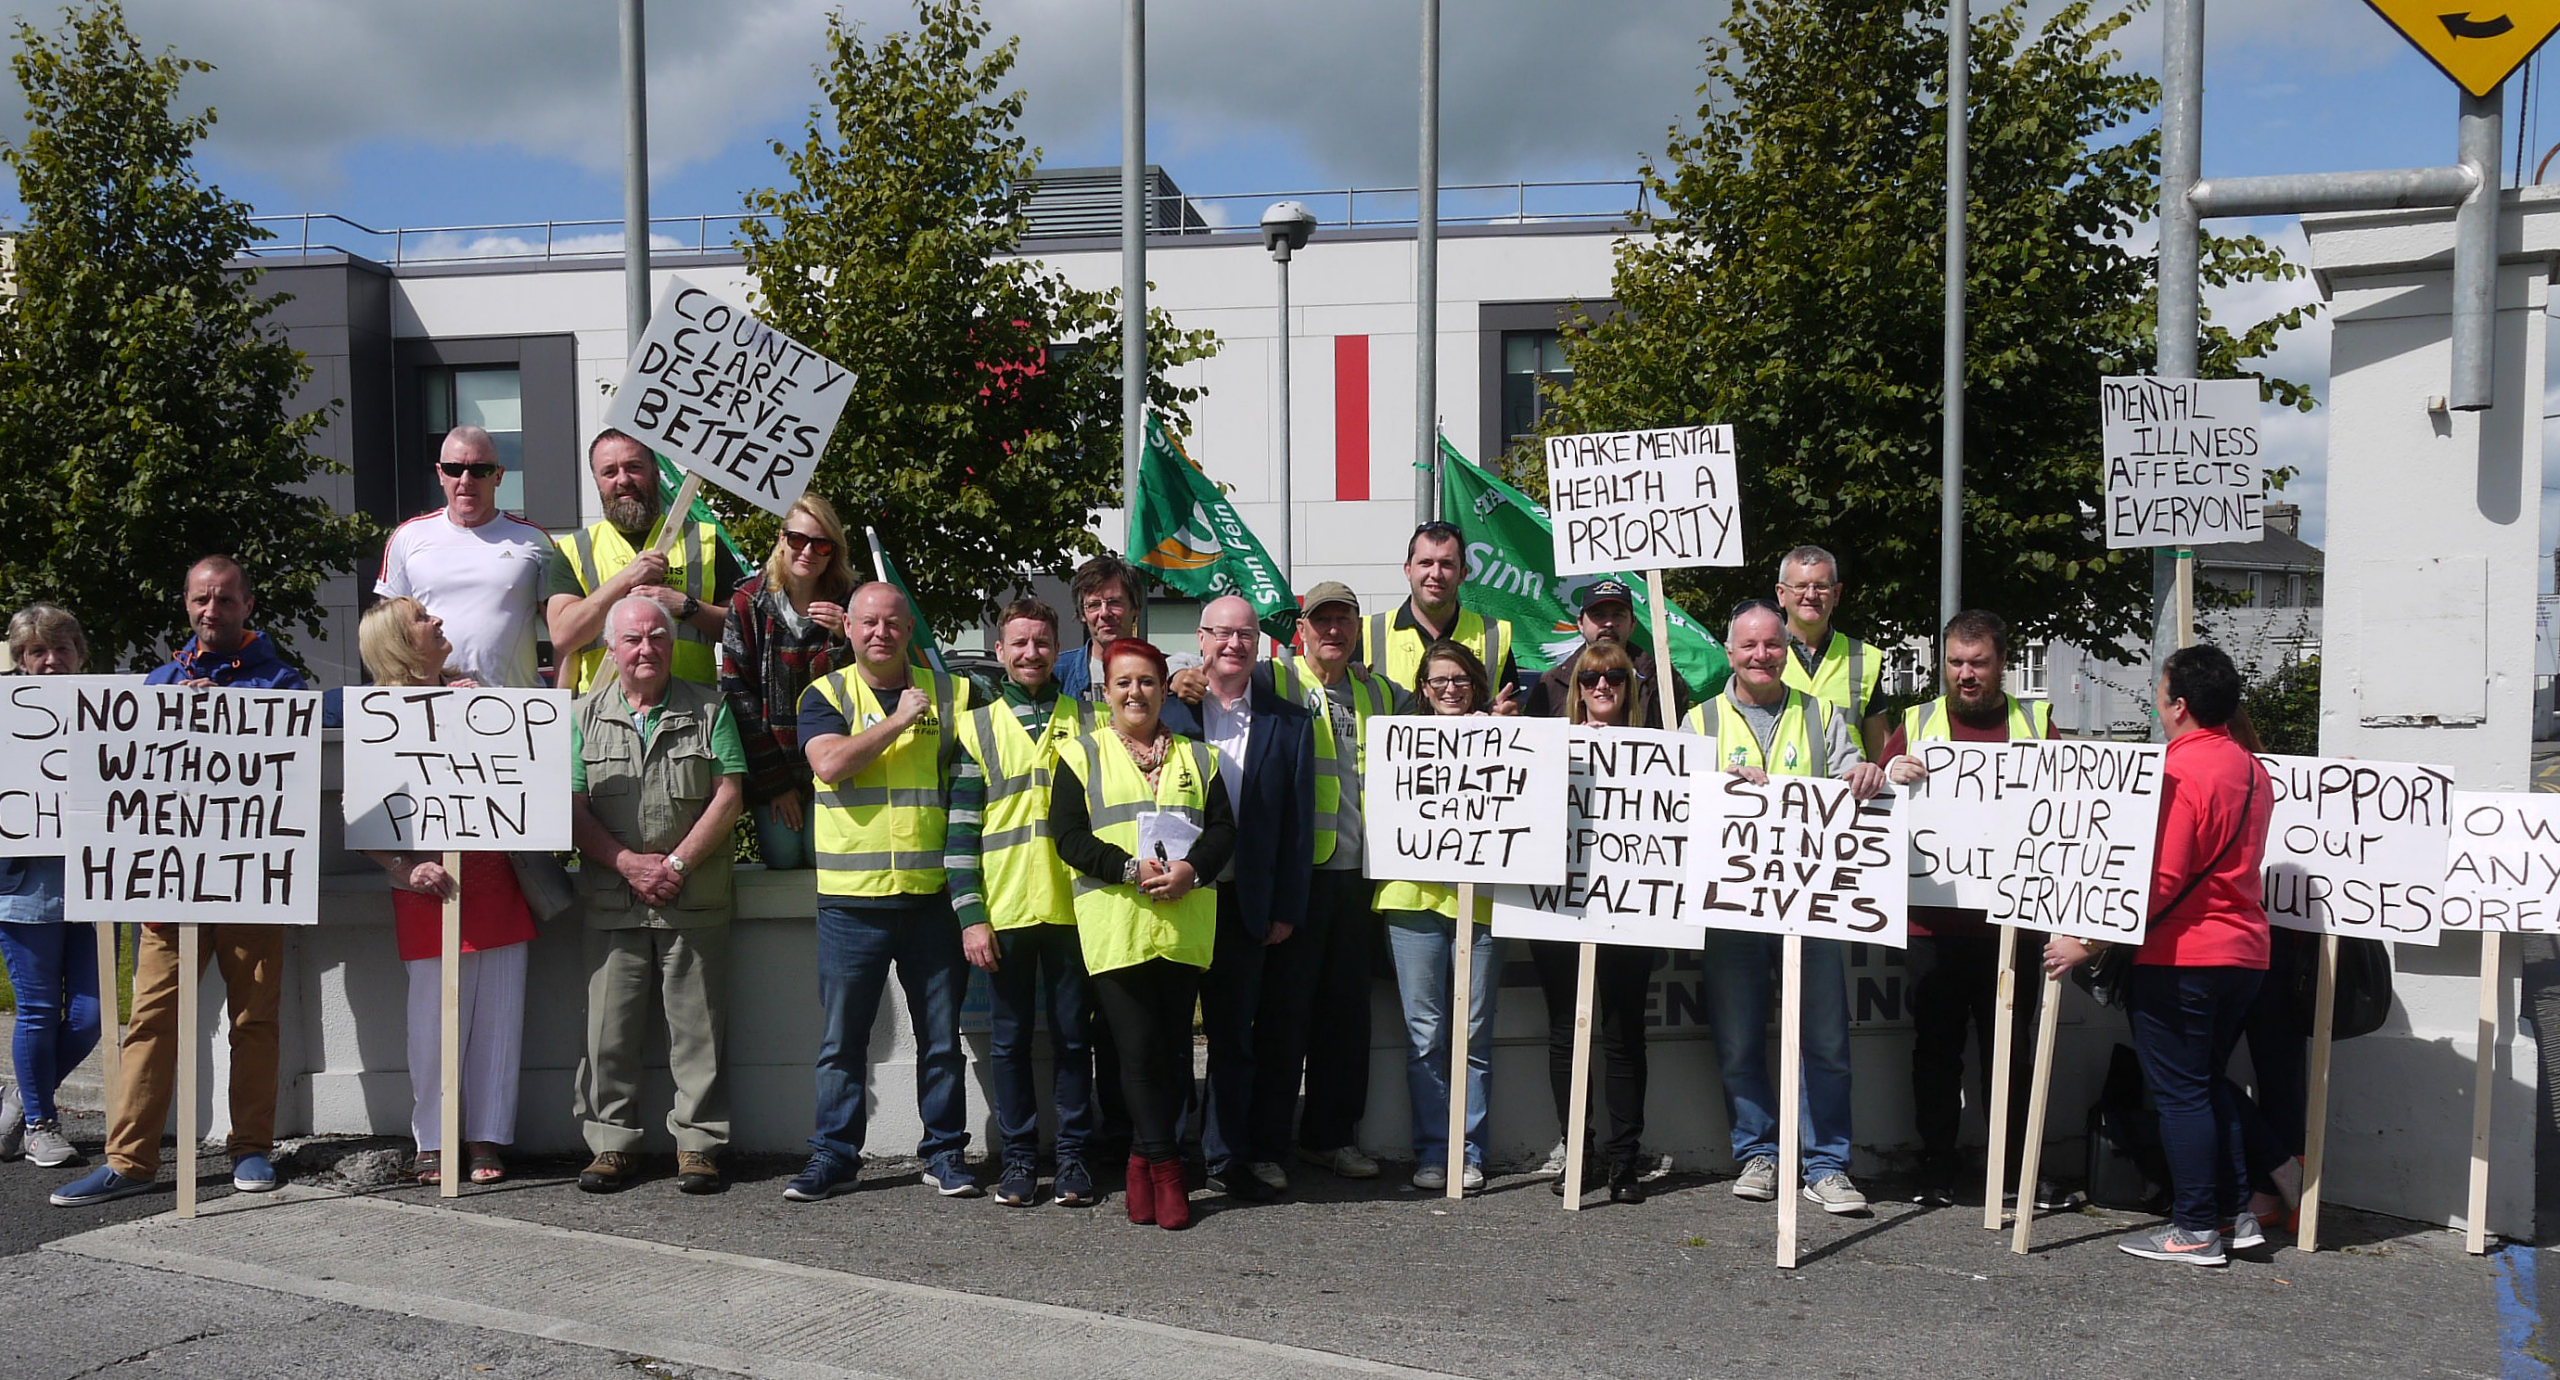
1578;579;1635;613
1301;581;1361;614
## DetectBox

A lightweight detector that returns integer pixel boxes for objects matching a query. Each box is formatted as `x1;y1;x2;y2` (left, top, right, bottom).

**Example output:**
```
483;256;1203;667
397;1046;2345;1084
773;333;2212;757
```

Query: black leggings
1529;939;1655;1166
1091;958;1202;1160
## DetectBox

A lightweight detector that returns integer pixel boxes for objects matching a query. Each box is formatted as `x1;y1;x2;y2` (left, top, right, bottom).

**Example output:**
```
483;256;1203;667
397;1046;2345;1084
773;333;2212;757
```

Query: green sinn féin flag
1438;435;1730;699
1127;417;1299;640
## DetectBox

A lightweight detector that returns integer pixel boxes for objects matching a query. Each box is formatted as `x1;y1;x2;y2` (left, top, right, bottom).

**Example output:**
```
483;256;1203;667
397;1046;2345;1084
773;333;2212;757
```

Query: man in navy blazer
1160;595;1315;1199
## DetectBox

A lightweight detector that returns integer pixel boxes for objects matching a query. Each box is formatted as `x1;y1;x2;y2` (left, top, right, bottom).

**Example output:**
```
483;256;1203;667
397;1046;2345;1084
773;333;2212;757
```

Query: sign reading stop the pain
344;687;574;852
602;280;855;517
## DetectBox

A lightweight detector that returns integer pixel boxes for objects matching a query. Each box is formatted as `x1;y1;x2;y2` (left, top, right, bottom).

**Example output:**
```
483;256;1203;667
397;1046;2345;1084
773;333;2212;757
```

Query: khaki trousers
106;923;283;1178
573;925;730;1155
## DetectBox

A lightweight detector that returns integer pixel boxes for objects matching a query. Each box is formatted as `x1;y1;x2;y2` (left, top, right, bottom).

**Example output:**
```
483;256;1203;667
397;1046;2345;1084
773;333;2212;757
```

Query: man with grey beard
545;428;741;692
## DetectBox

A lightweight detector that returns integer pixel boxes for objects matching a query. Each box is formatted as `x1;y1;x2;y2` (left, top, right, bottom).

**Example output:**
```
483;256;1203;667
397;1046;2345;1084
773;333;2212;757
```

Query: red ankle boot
1124;1153;1156;1225
1150;1157;1192;1231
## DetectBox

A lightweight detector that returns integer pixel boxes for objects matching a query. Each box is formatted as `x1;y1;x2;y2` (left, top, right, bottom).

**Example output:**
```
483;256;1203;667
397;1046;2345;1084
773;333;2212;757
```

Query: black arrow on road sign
2440;10;2518;38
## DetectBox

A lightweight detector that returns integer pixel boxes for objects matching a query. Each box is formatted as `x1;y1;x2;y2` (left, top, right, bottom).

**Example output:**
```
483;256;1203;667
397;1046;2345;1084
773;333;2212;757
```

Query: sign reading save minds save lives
1686;772;1907;947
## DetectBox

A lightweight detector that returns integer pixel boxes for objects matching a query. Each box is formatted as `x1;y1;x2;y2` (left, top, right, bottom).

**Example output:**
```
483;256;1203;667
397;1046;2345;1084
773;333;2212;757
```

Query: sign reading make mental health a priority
0;678;323;924
2258;754;2455;945
1543;426;1742;576
1363;715;1568;887
344;687;574;852
1688;773;1907;948
602;279;855;517
2102;376;2264;550
1490;727;1704;949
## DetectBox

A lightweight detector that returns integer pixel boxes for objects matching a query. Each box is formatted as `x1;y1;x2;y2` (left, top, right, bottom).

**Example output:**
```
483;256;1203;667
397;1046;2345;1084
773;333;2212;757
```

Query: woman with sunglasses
719;496;857;869
1376;639;1501;1192
1529;639;1658;1203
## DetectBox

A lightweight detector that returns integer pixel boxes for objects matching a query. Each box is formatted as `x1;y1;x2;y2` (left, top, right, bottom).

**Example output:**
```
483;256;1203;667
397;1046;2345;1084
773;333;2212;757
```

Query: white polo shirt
376;507;554;688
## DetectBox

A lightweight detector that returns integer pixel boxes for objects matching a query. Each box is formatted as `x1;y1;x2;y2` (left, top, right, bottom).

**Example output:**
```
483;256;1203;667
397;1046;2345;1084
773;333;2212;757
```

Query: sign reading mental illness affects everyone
1985;740;2164;944
344;687;574;852
1543;425;1742;576
1896;739;2040;910
1363;715;1568;886
2102;376;2264;549
1491;727;1705;949
602;280;855;517
2440;790;2560;934
0;678;322;924
1688;773;1908;947
2257;755;2455;944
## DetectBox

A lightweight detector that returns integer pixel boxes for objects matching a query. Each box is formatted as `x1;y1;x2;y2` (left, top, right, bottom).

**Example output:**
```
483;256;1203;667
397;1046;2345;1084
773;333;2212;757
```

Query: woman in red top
359;598;540;1185
2047;645;2271;1268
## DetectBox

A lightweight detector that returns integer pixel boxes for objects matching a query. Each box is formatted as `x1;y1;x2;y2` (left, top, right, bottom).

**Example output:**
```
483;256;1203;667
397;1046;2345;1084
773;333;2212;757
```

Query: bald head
848;581;915;677
1199;595;1258;691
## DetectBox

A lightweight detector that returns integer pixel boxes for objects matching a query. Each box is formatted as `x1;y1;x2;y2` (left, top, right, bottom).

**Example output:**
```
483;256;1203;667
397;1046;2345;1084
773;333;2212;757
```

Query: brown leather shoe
578;1150;635;1193
675;1150;722;1196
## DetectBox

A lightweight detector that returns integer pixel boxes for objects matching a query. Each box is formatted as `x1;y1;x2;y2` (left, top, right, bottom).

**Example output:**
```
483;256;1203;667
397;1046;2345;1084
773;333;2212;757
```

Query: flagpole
865;526;888;584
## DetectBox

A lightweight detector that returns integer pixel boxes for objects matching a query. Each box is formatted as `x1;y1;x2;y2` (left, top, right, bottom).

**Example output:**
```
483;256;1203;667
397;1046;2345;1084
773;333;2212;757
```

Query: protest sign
1896;739;2040;909
2258;755;2455;944
1688;773;1907;948
1984;741;2164;944
344;687;574;852
1542;426;1742;576
1491;727;1705;949
601;280;855;517
2440;790;2560;933
1363;716;1569;886
2102;376;2265;549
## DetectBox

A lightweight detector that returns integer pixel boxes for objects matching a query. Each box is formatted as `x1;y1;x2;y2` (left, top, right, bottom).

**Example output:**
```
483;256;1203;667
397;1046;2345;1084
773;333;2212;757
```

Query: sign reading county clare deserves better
1543;426;1742;576
602;279;854;517
2364;1;2560;98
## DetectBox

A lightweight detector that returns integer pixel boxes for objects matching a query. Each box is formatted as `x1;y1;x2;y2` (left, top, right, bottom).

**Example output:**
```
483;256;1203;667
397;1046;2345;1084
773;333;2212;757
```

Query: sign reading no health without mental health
602;280;855;517
1688;772;1908;948
2440;790;2560;934
2102;376;2263;549
1491;727;1705;949
344;687;575;852
2258;755;2455;945
1543;426;1742;576
1984;740;2165;944
1363;716;1568;887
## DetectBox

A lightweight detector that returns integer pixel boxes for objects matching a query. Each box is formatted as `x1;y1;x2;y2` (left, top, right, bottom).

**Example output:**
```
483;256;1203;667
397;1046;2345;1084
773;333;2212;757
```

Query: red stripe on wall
1334;335;1370;501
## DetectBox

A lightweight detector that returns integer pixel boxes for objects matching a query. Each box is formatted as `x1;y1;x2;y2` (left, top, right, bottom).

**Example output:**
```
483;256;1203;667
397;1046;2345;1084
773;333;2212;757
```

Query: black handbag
2082;1043;2171;1211
2288;934;2395;1041
2072;771;2261;1010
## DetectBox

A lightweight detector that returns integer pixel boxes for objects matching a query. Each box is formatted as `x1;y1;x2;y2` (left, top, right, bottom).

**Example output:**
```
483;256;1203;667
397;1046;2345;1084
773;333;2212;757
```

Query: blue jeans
987;923;1093;1163
2127;963;2262;1231
1698;929;1853;1182
1384;912;1500;1167
0;922;101;1125
809;897;969;1166
754;799;815;871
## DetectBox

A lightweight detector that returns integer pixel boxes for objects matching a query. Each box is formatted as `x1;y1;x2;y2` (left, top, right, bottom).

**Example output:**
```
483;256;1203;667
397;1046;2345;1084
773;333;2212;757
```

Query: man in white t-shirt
375;425;554;687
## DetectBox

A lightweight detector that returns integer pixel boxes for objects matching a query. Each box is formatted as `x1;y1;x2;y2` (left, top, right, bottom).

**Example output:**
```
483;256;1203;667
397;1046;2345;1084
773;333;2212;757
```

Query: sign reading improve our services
2102;376;2264;549
1491;726;1705;949
1363;715;1568;886
602;280;855;517
2258;755;2455;945
1543;425;1742;576
1985;740;2165;944
2441;790;2560;934
344;687;574;852
1689;773;1907;947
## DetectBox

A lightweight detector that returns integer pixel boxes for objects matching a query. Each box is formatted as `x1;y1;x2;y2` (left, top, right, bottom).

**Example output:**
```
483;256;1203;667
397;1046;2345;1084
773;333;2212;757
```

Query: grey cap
1301;581;1360;614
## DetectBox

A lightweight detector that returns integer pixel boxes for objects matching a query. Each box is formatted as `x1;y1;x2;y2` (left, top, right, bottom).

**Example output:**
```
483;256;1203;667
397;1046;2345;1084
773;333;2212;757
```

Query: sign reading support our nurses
1491;727;1705;949
1688;773;1908;948
602;279;855;517
1363;716;1568;886
2101;376;2264;549
2257;755;2455;944
1543;425;1742;575
343;687;575;852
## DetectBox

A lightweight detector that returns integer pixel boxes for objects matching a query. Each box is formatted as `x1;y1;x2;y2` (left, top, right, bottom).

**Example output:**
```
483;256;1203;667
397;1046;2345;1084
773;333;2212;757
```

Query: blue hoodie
144;629;308;690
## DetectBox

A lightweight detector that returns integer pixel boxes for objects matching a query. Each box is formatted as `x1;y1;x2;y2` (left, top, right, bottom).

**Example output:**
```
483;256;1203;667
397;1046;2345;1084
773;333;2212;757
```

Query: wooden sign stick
1777;933;1803;1268
440;853;464;1200
1447;883;1475;1202
94;922;120;1095
2297;933;2340;1251
1561;941;1597;1211
1982;925;2019;1230
587;470;708;697
2467;930;2501;1255
2008;970;2064;1255
1643;571;1679;730
175;923;199;1219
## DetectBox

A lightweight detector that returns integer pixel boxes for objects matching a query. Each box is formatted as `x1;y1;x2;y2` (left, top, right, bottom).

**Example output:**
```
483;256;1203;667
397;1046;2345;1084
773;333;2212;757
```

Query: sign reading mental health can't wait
2101;376;2264;549
1688;773;1908;947
2258;754;2455;945
344;687;574;852
1490;726;1704;949
601;279;855;517
1543;426;1742;576
1985;740;2165;944
1363;715;1568;887
2440;790;2560;934
0;678;323;924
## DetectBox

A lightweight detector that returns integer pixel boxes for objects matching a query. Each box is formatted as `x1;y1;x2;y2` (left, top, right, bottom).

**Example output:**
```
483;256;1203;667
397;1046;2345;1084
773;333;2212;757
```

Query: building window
421;365;527;514
1500;331;1571;448
2011;642;2048;697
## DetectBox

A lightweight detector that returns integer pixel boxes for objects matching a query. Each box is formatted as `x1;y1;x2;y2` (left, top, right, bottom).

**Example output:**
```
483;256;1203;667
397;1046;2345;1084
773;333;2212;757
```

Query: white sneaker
1802;1172;1870;1215
1539;1138;1569;1176
1461;1163;1485;1191
1299;1144;1380;1179
1248;1160;1290;1193
0;1085;21;1162
1731;1157;1778;1201
1411;1164;1448;1191
2226;1212;2269;1251
23;1121;79;1169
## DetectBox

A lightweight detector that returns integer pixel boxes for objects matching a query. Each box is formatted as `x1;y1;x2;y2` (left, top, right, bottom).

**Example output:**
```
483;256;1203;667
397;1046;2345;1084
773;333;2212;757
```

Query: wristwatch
667;854;689;877
1122;858;1142;885
678;594;701;621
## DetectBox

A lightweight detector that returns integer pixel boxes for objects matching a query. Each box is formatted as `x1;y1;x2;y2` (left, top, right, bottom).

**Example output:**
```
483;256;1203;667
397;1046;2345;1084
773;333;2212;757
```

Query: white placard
2101;376;2264;549
1688;772;1907;948
1896;738;2040;909
1542;426;1742;576
0;679;324;924
2441;791;2560;934
1985;740;2165;944
600;279;855;517
1362;715;1569;887
344;687;574;851
1490;726;1705;949
2258;754;2455;945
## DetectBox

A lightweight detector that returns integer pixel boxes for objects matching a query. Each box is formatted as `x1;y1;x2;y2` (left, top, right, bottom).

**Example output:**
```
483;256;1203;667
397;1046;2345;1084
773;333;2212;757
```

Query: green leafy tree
738;0;1216;636
2241;655;2318;755
1538;0;2313;659
0;1;372;671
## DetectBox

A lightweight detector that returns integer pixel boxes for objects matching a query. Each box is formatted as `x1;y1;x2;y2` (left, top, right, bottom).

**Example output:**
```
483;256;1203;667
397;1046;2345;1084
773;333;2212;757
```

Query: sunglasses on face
1578;668;1630;688
781;530;838;556
438;462;499;480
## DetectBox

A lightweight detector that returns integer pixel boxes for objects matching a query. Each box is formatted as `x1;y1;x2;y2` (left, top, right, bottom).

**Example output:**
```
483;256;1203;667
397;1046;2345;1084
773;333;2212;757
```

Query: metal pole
1414;0;1441;523
1275;251;1294;584
1121;0;1148;548
1940;0;1968;639
2452;86;2504;412
620;0;650;345
2152;0;2204;676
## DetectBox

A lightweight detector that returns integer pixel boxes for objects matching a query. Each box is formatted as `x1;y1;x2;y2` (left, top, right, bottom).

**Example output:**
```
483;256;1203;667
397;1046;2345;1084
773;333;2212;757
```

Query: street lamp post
1261;201;1318;587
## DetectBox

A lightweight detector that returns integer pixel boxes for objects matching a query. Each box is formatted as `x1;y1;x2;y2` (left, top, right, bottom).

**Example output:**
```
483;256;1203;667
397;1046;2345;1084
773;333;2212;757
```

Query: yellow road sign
2367;2;2560;97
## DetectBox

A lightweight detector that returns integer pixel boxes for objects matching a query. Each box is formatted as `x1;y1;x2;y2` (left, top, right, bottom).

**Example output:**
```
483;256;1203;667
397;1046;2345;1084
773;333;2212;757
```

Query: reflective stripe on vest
1903;696;2050;743
558;520;719;692
1271;656;1393;867
1781;629;1880;727
1363;606;1511;696
1684;688;1830;778
1062;730;1217;975
959;696;1091;929
809;665;964;897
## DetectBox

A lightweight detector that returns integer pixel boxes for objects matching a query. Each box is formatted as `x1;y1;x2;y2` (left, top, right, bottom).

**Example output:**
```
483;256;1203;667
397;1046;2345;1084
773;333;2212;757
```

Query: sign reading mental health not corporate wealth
1543;426;1742;576
344;687;574;852
601;279;855;518
1491;727;1705;949
2101;376;2264;549
0;678;323;924
1363;715;1568;887
1687;772;1907;947
2258;754;2456;945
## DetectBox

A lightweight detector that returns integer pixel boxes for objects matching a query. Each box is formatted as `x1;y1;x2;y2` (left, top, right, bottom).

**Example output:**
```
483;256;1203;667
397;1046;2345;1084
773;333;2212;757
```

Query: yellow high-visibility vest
1270;655;1394;867
1062;730;1218;975
1363;605;1512;697
1902;695;2050;743
556;519;722;691
807;665;968;897
1781;628;1882;727
957;695;1094;929
1682;688;1834;779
